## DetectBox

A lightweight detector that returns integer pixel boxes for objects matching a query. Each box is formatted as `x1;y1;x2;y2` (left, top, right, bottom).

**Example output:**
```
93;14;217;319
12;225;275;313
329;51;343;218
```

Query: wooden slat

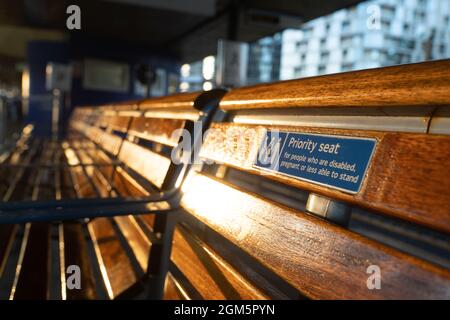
170;224;268;300
139;92;201;110
69;121;89;137
0;225;17;277
88;218;137;299
113;167;149;197
112;100;140;111
113;216;151;271
220;60;450;110
76;149;94;165
69;166;97;198
69;160;138;299
65;139;96;150
12;223;50;299
63;223;98;300
84;148;114;166
128;117;185;146
12;168;52;300
118;141;171;189
180;171;450;299
85;126;103;143
95;114;112;128
107;116;131;133
58;134;96;302
70;108;91;125
163;272;189;300
60;166;77;199
112;167;158;231
82;162;150;297
200;123;450;233
0;152;25;197
98;132;123;157
85;151;158;274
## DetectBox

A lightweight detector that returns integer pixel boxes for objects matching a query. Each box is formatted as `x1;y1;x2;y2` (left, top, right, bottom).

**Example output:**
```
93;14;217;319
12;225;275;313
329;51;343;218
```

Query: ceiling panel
0;0;365;61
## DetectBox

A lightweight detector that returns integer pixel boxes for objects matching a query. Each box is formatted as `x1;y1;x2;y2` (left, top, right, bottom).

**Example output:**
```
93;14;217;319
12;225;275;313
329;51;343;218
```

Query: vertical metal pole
144;209;178;299
0;97;5;147
52;89;61;141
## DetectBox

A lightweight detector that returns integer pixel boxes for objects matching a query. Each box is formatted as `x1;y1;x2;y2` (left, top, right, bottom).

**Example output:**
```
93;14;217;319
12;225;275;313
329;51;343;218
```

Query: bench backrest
64;91;225;299
168;60;450;299
69;91;225;190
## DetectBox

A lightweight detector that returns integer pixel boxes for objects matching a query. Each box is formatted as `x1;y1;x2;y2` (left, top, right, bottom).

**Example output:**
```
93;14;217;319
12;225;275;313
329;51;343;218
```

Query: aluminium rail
0;189;181;224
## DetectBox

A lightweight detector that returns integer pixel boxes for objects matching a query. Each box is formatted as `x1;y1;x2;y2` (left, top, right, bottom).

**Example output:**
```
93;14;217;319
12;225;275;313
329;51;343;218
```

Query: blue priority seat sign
253;131;377;194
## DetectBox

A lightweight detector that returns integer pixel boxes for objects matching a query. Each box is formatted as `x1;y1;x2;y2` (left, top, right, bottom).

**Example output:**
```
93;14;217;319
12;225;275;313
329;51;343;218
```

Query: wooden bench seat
165;60;450;300
1;60;449;300
0;90;225;299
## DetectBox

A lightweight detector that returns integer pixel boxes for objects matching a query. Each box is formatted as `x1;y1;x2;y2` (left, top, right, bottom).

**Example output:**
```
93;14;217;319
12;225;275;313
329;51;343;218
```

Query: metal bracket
306;193;352;227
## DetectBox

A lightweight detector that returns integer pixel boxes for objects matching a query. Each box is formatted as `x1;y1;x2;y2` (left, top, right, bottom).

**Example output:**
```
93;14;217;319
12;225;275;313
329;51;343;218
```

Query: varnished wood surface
85;126;123;156
1;114;162;300
107;116;131;133
69;152;139;299
84;149;115;180
98;133;123;157
111;167;157;231
169;224;268;300
65;139;97;150
119;140;172;189
200;123;450;233
111;100;140;111
96;114;112;129
88;218;137;298
12;223;50;299
0;225;17;277
163;272;188;300
128;117;185;147
75;150;155;297
139;92;202;110
12;164;52;299
63;223;98;300
7;71;450;300
69;166;97;198
114;216;151;271
220;60;450;110
181;171;450;299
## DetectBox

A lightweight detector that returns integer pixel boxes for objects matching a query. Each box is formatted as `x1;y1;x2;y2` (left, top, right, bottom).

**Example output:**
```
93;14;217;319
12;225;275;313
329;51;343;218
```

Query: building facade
180;0;450;91
280;0;450;80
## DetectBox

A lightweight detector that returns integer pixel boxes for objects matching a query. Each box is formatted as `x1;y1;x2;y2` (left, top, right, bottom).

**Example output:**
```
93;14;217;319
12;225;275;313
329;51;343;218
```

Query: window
342;21;350;33
247;0;450;84
321;51;330;63
318;64;326;74
342;49;349;60
341;63;354;71
404;23;410;33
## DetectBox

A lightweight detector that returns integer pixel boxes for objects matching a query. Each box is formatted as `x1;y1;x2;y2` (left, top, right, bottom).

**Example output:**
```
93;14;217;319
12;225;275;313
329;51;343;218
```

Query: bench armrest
0;188;180;224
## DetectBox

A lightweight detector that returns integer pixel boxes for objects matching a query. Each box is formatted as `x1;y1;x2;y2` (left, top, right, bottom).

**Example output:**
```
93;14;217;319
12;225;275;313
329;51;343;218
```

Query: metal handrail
0;189;181;223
